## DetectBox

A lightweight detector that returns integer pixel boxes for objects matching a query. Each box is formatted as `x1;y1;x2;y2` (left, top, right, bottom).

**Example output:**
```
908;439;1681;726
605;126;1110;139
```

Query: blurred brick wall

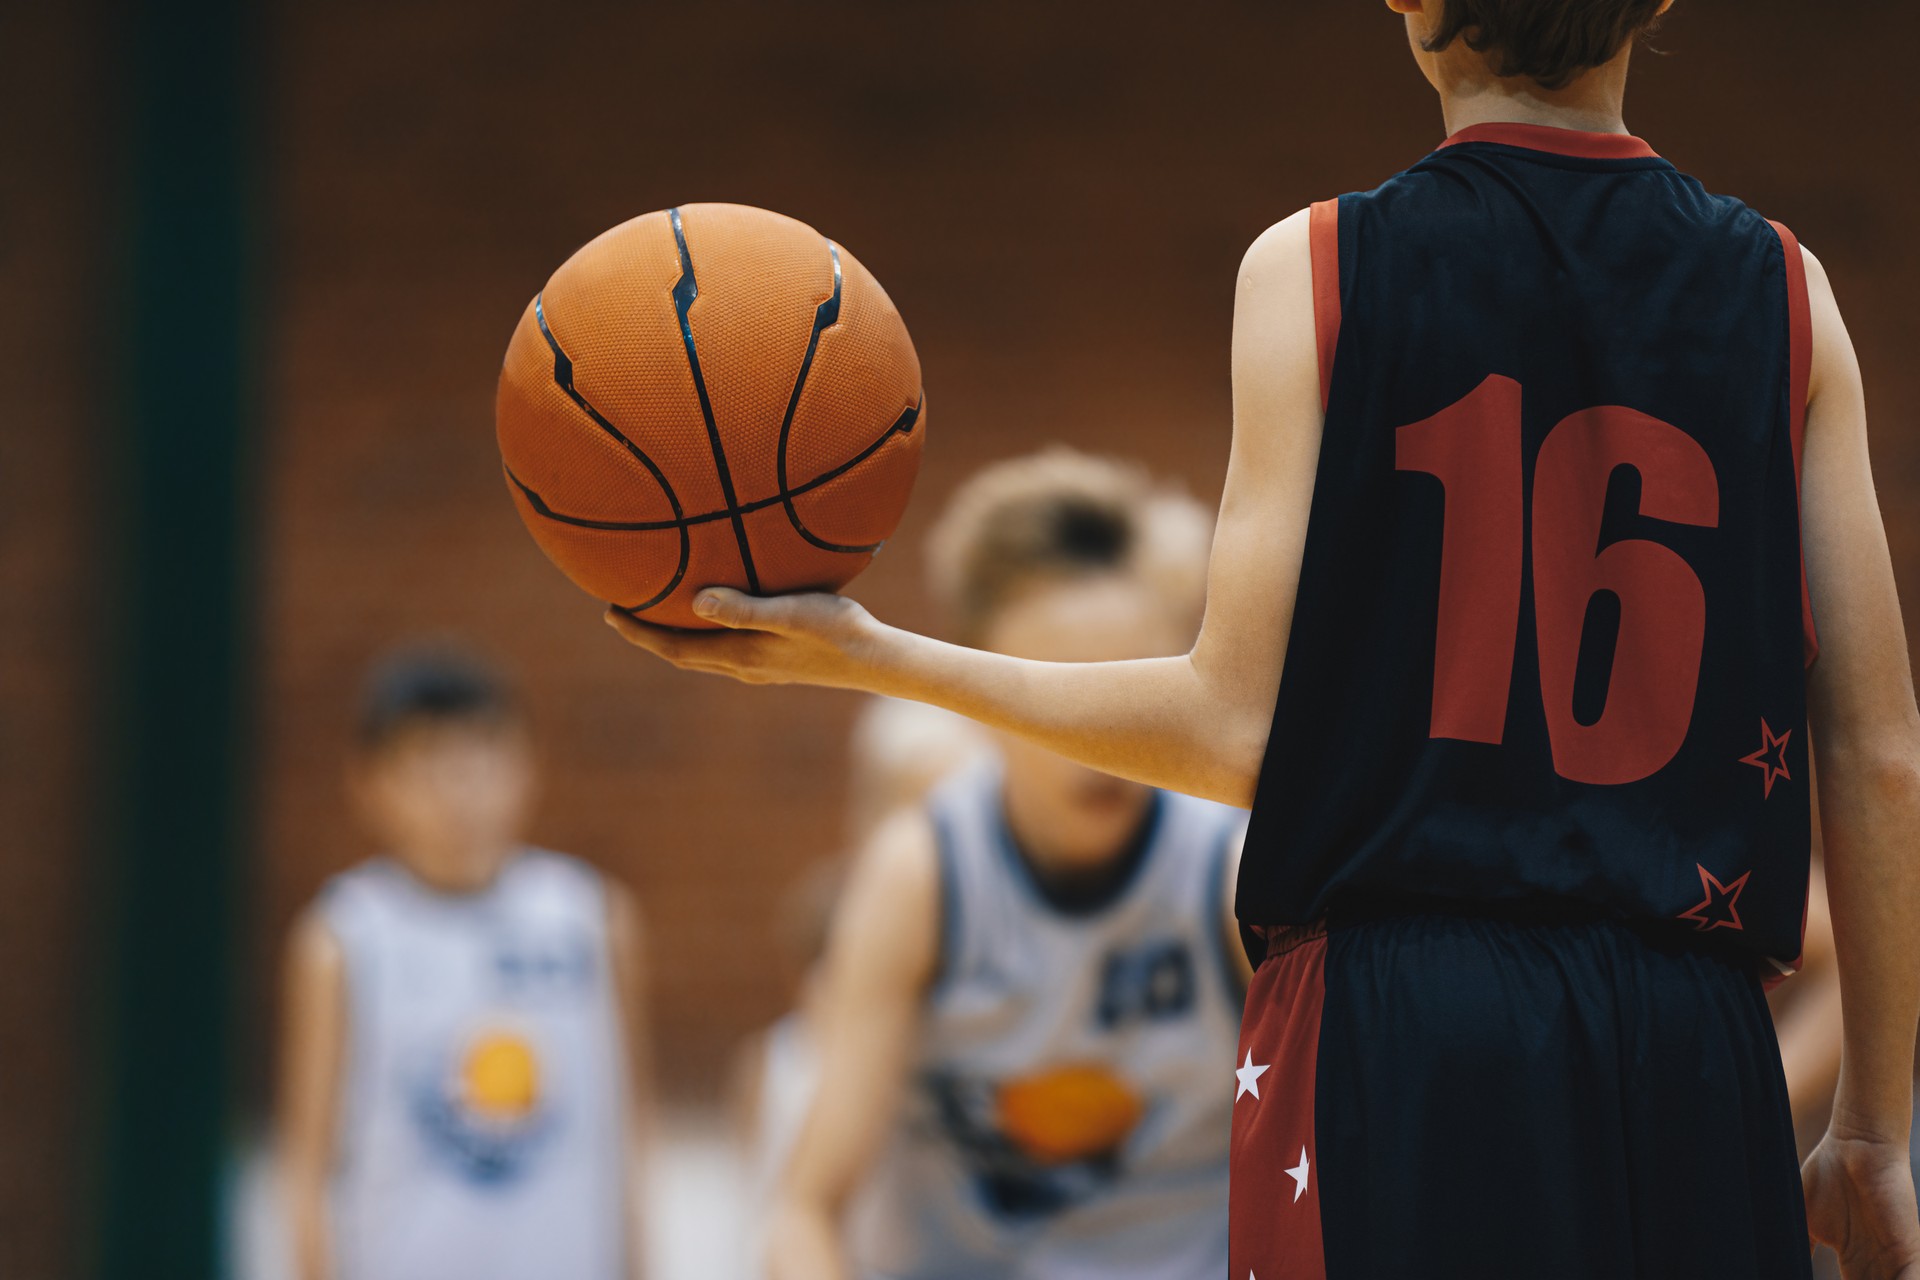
0;5;103;1275
256;0;1920;1103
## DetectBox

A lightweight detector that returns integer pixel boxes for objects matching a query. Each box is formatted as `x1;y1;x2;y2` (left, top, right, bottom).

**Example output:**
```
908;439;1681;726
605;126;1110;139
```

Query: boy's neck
1000;795;1159;915
392;847;515;897
1437;53;1633;140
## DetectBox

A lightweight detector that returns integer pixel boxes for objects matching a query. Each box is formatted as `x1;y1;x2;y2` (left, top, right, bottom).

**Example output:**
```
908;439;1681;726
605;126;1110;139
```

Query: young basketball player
762;452;1248;1280
610;3;1920;1275
277;649;651;1280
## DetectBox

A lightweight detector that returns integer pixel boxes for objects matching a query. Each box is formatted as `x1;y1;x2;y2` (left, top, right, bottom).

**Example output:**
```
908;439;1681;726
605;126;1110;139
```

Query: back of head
1425;0;1667;90
924;448;1212;649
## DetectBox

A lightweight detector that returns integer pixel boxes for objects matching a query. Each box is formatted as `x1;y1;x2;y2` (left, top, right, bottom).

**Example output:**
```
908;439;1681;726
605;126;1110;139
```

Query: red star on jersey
1677;863;1751;933
1739;719;1793;798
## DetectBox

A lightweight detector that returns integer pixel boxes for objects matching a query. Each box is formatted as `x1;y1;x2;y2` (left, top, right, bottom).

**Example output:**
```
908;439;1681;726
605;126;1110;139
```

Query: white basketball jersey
320;850;627;1280
858;762;1245;1280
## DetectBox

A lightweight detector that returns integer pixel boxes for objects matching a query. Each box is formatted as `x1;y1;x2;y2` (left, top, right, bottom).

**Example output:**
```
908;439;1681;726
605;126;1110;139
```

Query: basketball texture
497;203;925;628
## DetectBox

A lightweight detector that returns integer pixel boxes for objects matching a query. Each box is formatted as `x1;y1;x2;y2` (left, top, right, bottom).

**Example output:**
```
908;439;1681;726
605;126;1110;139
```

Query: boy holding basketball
612;1;1920;1275
767;450;1248;1280
277;649;652;1280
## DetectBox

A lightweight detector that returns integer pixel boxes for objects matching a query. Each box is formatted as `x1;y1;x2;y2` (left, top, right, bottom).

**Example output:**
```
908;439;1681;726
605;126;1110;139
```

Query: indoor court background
5;1;1918;1276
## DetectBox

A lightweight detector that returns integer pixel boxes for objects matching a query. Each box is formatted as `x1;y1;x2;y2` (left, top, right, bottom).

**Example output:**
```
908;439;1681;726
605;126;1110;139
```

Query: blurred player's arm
278;909;347;1280
766;809;940;1280
607;210;1323;809
1795;244;1920;1275
606;880;655;1280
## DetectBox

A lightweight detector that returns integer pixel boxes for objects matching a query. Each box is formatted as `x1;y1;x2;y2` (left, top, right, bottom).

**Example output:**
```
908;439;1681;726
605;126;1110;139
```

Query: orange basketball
496;203;925;628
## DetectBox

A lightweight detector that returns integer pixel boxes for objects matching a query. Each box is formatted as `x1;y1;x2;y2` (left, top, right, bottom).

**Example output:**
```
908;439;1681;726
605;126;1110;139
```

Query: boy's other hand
1804;1131;1920;1278
604;588;893;693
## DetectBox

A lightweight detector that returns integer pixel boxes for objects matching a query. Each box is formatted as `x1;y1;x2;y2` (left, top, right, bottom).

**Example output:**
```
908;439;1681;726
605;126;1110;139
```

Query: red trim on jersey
1769;219;1820;668
1231;930;1327;1280
1309;199;1342;414
1439;122;1660;161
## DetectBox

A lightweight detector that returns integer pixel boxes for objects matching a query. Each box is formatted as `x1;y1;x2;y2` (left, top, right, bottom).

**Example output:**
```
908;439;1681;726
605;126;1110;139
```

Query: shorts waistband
1327;892;1619;931
1250;893;1766;971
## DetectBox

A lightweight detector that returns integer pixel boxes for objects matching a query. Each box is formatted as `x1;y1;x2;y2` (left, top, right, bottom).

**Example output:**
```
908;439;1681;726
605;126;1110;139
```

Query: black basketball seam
533;293;689;613
775;238;923;555
669;206;761;594
783;398;922;553
505;400;921;533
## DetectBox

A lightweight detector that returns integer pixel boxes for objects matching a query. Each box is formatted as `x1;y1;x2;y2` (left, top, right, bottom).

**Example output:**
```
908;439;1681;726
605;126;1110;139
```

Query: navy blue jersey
1238;123;1816;968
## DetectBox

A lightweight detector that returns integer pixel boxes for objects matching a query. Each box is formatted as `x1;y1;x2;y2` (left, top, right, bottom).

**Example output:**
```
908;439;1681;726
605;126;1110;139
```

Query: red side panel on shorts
1231;929;1327;1280
1769;219;1819;668
1310;199;1342;414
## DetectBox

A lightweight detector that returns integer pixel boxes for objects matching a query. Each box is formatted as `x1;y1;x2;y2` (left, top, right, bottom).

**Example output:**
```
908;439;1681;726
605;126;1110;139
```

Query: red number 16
1395;375;1720;786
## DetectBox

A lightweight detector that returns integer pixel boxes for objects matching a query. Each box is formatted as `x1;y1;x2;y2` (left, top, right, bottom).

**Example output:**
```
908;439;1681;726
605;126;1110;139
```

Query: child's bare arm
766;810;941;1280
606;210;1325;808
278;911;347;1280
1797;244;1920;1274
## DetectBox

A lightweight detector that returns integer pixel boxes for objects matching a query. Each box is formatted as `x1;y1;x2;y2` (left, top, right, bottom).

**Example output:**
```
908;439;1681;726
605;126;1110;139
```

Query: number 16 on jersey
1396;374;1721;787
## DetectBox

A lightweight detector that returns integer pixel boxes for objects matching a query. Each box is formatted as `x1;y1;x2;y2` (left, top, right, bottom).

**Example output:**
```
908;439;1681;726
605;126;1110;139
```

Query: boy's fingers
603;608;686;658
603;606;764;674
691;587;764;631
693;587;852;637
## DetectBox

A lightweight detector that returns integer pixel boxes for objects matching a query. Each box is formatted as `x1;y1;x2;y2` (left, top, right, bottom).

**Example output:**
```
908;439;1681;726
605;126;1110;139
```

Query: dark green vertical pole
99;0;258;1273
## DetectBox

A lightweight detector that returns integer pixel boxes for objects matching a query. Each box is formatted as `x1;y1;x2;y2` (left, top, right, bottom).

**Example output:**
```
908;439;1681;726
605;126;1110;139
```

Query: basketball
496;203;925;628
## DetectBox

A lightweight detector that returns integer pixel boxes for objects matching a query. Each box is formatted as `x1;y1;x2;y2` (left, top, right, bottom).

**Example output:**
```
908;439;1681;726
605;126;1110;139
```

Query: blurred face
351;719;535;892
979;574;1192;871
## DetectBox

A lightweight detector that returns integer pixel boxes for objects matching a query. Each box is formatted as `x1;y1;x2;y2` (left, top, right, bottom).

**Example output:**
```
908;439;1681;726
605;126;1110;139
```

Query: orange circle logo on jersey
459;1031;542;1122
996;1063;1145;1166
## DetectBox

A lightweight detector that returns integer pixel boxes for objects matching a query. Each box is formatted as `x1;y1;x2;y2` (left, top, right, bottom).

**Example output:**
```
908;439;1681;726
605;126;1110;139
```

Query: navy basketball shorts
1230;904;1812;1279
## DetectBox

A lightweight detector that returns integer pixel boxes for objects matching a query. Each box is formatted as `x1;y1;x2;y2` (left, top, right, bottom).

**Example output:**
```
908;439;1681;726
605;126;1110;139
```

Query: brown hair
1424;0;1666;91
925;448;1212;646
356;643;522;750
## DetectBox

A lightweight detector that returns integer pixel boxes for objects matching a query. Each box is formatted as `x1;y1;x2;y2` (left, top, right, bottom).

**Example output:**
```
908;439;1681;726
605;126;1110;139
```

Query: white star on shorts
1235;1049;1269;1101
1287;1145;1311;1202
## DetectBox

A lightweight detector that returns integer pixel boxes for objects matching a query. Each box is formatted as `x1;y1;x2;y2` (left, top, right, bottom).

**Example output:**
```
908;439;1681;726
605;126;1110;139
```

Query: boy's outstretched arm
1796;244;1920;1279
607;210;1325;808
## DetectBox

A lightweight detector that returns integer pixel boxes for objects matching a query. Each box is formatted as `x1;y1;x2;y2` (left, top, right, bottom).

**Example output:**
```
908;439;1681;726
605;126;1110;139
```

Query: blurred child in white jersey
277;647;652;1280
766;450;1250;1280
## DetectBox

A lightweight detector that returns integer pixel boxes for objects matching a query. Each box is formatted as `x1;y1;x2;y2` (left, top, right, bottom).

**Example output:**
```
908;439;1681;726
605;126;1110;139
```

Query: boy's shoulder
504;846;608;898
313;855;401;911
1320;139;1785;266
313;848;606;917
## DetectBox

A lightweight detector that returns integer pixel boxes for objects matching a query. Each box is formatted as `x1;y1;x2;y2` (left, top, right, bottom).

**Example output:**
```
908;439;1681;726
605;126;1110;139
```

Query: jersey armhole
1309;199;1342;413
1768;218;1820;668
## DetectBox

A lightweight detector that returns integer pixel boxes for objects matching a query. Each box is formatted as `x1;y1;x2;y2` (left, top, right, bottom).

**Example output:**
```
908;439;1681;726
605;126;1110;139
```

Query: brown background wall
0;5;104;1275
4;7;1918;1272
253;0;1920;1103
